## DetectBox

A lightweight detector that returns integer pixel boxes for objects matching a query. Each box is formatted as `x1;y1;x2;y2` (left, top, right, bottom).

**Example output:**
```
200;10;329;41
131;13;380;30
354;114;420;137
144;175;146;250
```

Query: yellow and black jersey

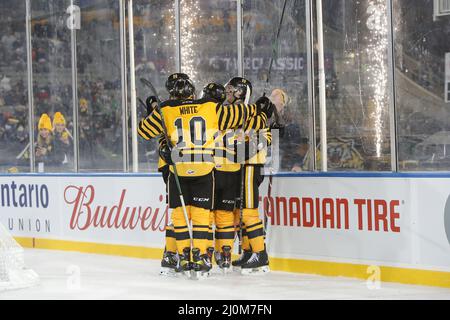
214;112;272;170
244;112;268;132
214;112;269;172
246;126;272;165
138;97;257;177
213;129;241;172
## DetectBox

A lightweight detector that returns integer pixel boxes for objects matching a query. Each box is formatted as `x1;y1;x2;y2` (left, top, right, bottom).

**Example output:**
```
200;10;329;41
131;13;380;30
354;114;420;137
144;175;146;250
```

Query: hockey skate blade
159;267;178;278
232;266;242;272
220;267;232;275
190;270;210;280
182;270;192;279
240;266;270;275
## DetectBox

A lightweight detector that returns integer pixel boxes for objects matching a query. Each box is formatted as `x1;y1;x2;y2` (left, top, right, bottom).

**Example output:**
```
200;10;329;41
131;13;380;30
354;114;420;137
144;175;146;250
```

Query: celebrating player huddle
138;73;276;280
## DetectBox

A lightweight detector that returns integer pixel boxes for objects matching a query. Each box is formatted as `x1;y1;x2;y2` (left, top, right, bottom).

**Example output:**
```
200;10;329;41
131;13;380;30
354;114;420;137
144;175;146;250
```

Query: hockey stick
262;0;289;97
237;109;248;255
138;97;147;110
235;82;254;255
262;0;288;234
137;97;151;118
140;77;193;242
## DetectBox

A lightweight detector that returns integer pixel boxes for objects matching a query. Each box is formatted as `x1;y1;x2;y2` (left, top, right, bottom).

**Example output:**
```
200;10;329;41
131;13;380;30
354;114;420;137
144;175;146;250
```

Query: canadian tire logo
444;195;450;245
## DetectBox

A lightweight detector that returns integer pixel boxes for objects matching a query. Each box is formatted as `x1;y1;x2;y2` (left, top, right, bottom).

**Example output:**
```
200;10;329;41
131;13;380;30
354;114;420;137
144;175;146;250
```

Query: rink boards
0;172;449;288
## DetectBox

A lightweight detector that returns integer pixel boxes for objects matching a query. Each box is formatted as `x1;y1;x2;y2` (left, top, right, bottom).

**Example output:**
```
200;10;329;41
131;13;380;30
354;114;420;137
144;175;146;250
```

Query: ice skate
240;250;270;275
231;249;252;271
218;246;232;274
159;251;179;277
207;247;215;262
214;250;223;267
176;247;192;278
190;248;212;280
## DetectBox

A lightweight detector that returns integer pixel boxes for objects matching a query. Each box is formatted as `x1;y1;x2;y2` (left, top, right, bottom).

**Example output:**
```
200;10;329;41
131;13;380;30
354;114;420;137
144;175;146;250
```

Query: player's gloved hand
145;96;158;116
159;144;174;165
255;96;275;119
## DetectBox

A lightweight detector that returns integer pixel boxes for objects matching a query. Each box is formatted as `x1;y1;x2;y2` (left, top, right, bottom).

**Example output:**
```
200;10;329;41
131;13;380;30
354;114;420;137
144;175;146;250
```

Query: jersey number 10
174;117;206;147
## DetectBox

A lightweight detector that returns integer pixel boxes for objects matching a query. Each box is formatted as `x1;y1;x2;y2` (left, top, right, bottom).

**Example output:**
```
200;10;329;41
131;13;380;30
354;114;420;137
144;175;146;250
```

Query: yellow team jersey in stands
138;98;257;177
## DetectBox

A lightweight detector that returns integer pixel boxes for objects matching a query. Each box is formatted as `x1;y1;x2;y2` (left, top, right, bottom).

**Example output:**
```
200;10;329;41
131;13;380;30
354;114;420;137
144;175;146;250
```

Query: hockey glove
145;96;158;116
159;144;174;165
255;96;275;119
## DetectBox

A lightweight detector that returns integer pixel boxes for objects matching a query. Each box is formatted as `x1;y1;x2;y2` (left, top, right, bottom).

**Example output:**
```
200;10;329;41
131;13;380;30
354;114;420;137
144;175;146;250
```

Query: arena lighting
365;0;388;158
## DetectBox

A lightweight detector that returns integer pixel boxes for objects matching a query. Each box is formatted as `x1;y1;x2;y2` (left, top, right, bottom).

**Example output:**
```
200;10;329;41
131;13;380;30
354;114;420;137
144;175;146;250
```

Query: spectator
78;98;95;166
1;30;16;56
35;113;64;169
0;75;11;92
52;111;72;165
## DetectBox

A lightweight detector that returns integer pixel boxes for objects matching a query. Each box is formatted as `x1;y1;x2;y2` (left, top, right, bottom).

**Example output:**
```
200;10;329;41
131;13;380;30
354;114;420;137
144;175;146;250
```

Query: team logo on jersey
444;194;450;245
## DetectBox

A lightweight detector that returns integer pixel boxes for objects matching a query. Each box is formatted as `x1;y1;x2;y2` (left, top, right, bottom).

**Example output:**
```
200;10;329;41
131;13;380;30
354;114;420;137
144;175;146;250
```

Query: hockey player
200;83;227;263
149;73;191;276
224;79;275;275
208;77;272;273
201;82;234;271
138;76;264;279
158;135;179;276
237;95;274;274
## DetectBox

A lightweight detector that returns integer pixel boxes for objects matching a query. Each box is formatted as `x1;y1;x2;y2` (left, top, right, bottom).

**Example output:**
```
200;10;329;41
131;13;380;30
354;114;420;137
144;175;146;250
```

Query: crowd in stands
0;2;124;172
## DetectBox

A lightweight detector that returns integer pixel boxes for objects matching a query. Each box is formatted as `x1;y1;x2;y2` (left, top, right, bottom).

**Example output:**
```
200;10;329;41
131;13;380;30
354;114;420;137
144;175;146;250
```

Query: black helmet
202;82;226;104
165;73;190;94
171;78;196;99
225;77;252;103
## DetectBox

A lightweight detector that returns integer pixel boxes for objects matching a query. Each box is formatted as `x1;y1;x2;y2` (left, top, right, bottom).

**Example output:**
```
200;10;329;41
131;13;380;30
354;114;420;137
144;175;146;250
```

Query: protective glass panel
317;0;392;171
243;0;311;172
31;0;74;173
394;0;450;171
180;0;238;86
76;0;123;172
134;0;176;172
0;1;29;173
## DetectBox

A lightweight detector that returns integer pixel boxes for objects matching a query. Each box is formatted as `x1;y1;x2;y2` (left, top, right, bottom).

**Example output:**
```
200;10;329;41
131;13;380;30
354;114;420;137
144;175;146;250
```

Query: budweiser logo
64;185;168;232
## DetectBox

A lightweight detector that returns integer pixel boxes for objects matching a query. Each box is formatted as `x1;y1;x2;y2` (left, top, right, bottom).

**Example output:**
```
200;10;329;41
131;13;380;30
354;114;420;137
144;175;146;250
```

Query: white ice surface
0;249;449;300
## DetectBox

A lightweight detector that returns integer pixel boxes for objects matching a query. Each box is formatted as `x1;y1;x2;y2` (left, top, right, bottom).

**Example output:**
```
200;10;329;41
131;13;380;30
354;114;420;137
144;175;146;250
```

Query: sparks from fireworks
163;9;175;66
180;0;201;84
365;0;388;158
